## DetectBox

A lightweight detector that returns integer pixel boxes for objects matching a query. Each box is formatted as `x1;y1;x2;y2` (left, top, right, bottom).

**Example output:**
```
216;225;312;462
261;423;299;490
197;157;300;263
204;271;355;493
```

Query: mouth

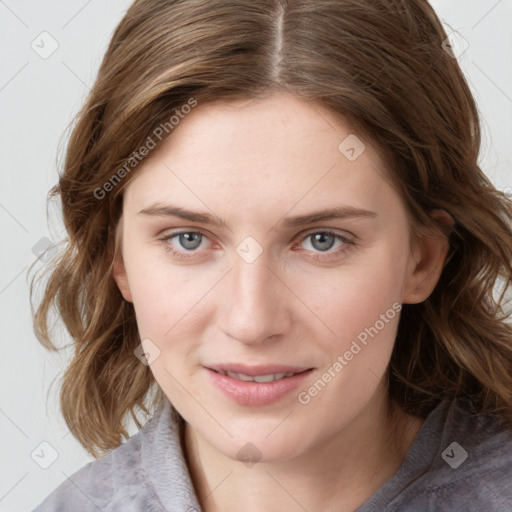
206;363;312;380
205;364;314;406
213;370;300;382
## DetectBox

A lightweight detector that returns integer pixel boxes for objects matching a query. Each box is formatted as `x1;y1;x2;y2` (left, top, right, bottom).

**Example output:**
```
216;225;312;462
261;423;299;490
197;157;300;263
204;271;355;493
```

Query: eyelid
158;227;214;245
158;229;213;262
294;227;357;243
159;227;356;266
159;227;355;246
291;229;355;259
159;228;215;248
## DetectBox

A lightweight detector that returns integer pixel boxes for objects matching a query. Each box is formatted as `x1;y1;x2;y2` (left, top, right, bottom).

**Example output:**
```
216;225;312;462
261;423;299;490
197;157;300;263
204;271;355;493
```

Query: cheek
124;224;410;353
123;241;221;345
292;246;407;422
301;241;408;347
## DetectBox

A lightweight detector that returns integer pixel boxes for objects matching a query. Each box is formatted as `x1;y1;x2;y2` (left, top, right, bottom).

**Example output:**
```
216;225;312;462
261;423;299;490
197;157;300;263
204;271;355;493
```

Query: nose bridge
219;248;290;345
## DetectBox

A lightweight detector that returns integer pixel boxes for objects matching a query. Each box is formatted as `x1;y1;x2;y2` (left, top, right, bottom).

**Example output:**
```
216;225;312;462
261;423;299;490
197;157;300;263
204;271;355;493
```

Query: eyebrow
137;204;377;228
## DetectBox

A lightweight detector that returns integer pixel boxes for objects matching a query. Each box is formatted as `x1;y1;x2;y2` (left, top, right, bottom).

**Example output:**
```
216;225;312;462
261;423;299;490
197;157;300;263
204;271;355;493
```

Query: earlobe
402;210;454;304
112;255;133;303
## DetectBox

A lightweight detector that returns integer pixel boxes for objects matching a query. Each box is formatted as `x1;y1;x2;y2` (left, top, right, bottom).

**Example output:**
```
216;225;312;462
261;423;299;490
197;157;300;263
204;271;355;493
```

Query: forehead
151;93;364;168
123;92;398;224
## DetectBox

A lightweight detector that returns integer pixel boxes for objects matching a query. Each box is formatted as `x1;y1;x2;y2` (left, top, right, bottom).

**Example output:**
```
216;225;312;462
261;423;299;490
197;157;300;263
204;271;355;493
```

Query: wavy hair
31;0;512;457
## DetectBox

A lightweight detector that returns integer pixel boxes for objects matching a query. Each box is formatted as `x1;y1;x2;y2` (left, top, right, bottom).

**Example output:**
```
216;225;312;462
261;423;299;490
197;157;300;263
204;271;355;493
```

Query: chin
208;419;312;465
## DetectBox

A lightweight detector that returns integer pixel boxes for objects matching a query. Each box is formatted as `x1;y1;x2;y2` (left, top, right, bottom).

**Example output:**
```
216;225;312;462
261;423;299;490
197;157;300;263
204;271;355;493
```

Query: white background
0;1;511;510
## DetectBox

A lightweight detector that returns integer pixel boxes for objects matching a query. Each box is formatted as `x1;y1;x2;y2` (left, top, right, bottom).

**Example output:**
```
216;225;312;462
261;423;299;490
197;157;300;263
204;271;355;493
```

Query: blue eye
160;231;210;260
297;231;354;260
306;232;338;251
175;232;203;250
159;229;354;262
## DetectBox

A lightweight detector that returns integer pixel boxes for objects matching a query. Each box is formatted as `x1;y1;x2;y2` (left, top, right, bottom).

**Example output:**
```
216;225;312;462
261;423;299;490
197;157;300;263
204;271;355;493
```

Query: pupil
312;233;335;251
180;232;201;250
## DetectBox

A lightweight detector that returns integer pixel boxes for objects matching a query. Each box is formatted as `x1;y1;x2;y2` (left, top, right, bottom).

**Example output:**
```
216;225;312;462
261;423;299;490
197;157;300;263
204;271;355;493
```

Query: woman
32;0;512;510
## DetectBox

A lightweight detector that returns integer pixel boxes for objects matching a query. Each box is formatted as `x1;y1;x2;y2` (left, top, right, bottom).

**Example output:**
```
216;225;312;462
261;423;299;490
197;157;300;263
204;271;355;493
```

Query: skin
113;92;452;511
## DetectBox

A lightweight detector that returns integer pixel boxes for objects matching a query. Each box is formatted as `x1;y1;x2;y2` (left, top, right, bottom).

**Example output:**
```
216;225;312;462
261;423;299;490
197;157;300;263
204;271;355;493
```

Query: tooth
253;374;276;383
222;371;297;382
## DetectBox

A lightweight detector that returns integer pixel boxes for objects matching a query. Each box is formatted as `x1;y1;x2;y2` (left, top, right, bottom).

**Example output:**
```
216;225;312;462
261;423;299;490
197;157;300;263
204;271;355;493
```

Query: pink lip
205;364;314;407
206;363;311;376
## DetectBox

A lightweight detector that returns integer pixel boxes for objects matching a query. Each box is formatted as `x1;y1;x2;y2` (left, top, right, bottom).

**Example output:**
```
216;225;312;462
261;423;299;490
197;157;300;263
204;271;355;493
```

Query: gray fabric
33;397;512;511
355;399;512;511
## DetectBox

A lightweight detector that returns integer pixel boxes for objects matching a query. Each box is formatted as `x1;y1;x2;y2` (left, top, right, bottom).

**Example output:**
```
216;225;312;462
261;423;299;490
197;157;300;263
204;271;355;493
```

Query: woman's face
114;92;442;462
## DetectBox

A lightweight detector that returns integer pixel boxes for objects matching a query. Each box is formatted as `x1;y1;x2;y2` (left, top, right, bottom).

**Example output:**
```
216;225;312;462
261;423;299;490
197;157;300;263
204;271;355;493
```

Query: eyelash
158;229;355;262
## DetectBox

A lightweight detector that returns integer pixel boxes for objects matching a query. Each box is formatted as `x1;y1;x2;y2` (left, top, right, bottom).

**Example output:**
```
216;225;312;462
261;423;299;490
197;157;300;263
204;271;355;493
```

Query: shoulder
361;399;512;512
32;412;163;512
405;399;512;511
426;399;512;509
32;435;142;512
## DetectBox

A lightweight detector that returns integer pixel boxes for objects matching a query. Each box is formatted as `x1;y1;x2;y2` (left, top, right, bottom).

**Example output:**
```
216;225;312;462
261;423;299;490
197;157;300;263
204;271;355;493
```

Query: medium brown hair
31;0;512;458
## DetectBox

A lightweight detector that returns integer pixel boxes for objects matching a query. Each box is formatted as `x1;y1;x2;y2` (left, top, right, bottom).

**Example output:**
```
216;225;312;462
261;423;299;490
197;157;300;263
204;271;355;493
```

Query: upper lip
206;363;313;376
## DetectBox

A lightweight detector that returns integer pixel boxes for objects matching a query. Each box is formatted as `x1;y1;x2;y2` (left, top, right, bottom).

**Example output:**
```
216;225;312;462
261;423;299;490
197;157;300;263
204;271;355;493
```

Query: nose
218;251;292;346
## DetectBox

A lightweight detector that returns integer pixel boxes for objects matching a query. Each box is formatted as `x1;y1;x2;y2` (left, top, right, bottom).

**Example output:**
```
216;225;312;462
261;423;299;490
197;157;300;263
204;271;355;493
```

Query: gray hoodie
33;397;512;511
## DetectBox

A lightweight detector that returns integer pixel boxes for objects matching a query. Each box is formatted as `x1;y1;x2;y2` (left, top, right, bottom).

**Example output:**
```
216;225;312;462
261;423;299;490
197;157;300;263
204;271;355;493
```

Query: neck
183;384;423;512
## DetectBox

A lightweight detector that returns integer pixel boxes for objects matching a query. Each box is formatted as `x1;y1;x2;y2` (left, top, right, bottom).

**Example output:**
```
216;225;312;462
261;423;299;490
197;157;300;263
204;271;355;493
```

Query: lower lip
206;368;313;406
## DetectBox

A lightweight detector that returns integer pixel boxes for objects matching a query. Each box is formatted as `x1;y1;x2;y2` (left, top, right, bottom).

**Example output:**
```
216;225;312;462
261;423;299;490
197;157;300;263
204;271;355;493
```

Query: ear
402;210;454;304
113;253;133;302
111;220;133;303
